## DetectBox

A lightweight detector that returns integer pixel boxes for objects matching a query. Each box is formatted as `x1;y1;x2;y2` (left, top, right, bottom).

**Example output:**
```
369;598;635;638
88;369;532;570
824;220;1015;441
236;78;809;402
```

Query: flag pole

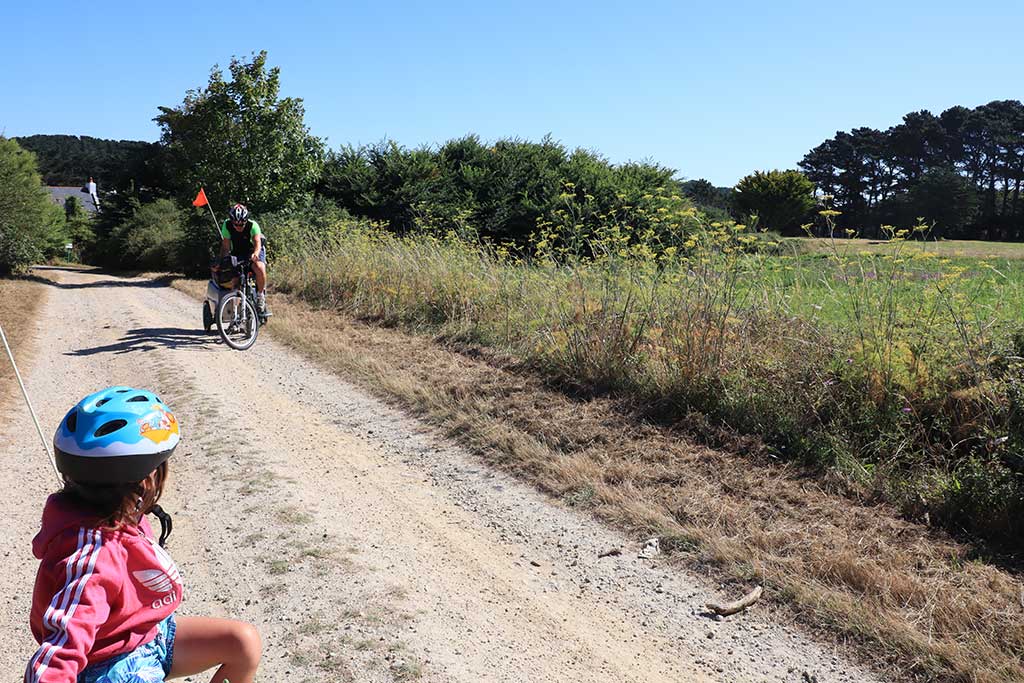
206;203;221;240
194;187;222;241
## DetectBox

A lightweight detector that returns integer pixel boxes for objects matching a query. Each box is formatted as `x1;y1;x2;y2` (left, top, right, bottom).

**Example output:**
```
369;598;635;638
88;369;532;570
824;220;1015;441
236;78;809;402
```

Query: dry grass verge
0;275;52;414
171;277;1024;683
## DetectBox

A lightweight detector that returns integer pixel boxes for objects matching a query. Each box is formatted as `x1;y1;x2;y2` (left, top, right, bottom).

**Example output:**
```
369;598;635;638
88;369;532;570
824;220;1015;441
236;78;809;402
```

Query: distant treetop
12;134;162;190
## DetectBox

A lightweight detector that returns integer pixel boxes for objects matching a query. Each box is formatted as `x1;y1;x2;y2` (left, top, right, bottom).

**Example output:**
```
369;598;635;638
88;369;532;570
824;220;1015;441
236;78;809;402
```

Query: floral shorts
80;615;176;683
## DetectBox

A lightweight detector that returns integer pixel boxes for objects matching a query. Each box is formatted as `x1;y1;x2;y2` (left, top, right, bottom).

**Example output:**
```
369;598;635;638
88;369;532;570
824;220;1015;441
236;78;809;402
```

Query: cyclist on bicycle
217;204;271;317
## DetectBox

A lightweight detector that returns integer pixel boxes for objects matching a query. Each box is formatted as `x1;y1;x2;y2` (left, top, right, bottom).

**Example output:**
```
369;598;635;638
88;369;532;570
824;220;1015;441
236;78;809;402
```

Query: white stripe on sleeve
26;530;103;683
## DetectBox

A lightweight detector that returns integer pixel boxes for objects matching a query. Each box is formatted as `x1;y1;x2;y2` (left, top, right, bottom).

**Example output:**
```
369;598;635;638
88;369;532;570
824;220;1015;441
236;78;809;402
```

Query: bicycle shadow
66;327;217;356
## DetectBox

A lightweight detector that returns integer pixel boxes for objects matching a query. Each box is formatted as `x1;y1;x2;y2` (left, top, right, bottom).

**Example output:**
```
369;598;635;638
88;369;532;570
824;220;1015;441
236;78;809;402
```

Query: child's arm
24;532;117;683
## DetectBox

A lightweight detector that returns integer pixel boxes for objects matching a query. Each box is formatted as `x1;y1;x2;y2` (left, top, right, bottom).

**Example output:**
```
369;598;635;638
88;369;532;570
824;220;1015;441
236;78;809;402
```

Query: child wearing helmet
25;387;261;683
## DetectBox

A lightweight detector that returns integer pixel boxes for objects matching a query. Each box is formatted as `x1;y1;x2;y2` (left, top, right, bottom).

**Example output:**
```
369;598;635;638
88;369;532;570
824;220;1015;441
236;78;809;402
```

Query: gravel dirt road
0;267;882;682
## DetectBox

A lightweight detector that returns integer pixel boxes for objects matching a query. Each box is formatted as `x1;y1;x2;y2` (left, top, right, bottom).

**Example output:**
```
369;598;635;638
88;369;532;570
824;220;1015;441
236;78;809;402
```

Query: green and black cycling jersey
220;219;263;257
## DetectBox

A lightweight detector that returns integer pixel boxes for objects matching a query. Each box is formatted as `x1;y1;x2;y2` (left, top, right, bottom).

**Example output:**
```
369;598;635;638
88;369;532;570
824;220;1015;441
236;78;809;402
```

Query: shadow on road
23;271;177;290
67;327;217;356
32;265;104;273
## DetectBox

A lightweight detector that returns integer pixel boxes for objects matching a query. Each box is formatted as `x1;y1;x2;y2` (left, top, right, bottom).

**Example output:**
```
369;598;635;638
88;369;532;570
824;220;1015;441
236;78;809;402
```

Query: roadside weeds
170;277;1024;683
0;276;51;414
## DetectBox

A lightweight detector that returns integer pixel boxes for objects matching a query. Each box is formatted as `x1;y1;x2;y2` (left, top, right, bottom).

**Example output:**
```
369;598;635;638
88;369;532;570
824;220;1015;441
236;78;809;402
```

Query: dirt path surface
1;268;882;683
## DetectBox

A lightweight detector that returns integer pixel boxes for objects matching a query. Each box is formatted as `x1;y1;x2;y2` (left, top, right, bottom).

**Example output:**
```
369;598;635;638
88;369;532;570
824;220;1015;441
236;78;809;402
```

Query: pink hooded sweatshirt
24;494;183;683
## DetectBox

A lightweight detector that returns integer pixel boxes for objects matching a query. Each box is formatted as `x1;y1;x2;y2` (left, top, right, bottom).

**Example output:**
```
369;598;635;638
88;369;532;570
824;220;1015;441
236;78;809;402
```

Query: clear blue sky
2;1;1020;186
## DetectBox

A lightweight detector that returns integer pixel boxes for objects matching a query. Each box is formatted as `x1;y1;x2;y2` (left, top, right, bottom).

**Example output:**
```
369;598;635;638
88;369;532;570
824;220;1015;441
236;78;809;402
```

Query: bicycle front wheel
215;292;260;351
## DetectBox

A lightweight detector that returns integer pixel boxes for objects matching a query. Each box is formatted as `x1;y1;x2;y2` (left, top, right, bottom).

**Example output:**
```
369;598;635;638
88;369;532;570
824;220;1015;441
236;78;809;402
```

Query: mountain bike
212;258;267;351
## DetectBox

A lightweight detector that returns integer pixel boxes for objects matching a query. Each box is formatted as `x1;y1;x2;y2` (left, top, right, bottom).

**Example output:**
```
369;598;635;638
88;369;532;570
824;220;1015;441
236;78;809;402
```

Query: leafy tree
681;178;721;207
0;137;67;273
680;179;733;221
733;170;816;235
63;197;96;258
801;101;1024;241
155;51;324;214
888;111;948;186
88;187;140;267
64;196;81;219
904;167;978;238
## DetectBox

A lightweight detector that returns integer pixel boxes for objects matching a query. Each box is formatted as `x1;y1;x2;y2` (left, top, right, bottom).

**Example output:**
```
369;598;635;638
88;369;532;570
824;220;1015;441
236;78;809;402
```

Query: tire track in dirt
1;268;882;683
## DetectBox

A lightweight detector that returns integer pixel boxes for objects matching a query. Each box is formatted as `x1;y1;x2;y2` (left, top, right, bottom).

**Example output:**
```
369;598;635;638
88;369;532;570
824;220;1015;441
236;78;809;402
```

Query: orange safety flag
192;188;209;207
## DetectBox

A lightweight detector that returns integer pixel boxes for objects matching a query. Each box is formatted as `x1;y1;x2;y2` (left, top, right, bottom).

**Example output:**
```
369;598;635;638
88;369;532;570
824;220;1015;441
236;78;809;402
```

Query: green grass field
787;236;1024;259
747;242;1024;329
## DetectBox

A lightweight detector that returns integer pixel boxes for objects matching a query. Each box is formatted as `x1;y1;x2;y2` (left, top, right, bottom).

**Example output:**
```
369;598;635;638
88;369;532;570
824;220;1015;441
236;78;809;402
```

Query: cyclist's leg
251;243;267;291
251;260;266;292
252;245;270;315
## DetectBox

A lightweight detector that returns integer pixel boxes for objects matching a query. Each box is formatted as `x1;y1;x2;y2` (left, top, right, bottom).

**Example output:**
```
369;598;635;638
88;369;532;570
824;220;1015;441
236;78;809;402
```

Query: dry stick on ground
706;586;763;617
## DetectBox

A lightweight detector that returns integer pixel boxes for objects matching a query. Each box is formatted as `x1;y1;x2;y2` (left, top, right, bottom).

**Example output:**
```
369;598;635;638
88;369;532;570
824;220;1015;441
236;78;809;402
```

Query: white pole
0;322;62;484
206;203;222;240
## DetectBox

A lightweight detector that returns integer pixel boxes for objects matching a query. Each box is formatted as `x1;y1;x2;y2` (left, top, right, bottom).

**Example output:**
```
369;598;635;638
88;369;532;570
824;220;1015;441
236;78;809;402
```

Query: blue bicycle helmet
54;387;180;484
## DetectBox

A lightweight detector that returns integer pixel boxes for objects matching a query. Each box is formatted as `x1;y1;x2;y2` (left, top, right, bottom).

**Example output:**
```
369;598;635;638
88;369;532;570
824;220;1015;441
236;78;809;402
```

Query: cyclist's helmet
228;203;250;225
54;387;180;484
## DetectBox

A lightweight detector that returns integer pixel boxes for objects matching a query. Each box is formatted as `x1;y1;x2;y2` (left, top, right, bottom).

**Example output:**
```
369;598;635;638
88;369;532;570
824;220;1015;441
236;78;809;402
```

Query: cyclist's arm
249;222;263;262
218;222;232;261
250;233;262;261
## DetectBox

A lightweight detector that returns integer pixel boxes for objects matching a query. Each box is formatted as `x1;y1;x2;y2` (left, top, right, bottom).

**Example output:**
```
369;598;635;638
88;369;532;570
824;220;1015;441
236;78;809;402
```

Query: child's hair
61;461;169;530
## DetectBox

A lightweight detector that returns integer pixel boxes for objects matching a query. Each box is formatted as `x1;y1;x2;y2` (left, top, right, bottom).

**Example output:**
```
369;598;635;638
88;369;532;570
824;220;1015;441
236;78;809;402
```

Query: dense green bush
176;211;221;277
90;197;184;270
0;137;67;273
317;135;688;246
114;199;184;270
257;198;355;261
733;169;816;235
